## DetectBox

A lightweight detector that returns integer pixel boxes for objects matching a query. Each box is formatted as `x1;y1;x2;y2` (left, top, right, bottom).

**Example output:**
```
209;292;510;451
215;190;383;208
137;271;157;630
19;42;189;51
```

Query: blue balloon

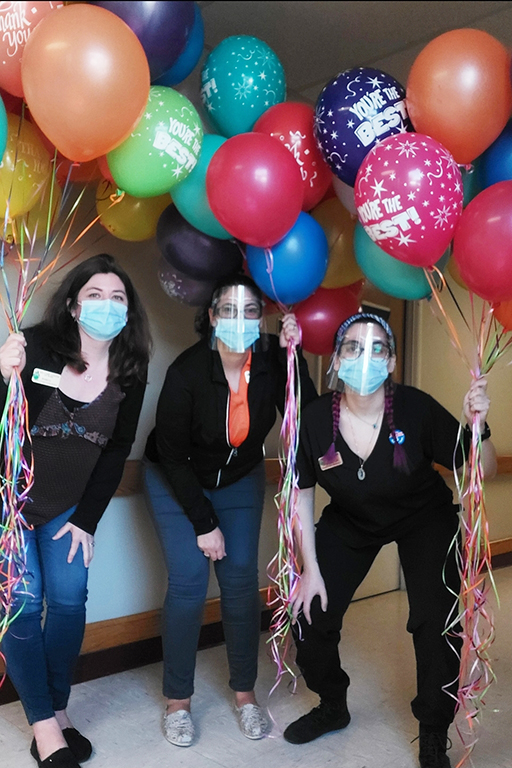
480;121;512;189
200;36;286;137
154;3;204;87
246;213;328;305
172;134;231;239
314;67;412;187
354;223;448;301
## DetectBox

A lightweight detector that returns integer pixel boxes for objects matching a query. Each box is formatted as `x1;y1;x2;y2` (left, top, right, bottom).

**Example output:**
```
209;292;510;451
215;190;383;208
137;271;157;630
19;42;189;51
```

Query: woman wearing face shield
143;273;317;747
283;313;496;768
0;254;151;768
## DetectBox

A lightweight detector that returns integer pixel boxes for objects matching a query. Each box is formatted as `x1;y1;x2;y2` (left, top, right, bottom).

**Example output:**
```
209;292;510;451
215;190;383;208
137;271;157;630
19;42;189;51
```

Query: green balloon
171;134;231;239
107;86;203;198
354;223;448;300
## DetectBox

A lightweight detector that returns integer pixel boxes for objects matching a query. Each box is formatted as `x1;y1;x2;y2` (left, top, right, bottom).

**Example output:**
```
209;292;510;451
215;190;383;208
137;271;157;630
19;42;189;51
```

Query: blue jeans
2;508;88;725
143;460;266;700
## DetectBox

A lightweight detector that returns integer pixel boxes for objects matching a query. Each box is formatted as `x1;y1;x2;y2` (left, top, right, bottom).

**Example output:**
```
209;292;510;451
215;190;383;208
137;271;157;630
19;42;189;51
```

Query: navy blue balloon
246;213;328;305
90;1;195;81
314;67;412;187
480;121;512;189
154;3;204;87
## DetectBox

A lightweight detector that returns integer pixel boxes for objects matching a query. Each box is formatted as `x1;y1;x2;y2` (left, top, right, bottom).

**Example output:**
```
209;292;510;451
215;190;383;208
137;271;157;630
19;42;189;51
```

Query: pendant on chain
357;466;365;480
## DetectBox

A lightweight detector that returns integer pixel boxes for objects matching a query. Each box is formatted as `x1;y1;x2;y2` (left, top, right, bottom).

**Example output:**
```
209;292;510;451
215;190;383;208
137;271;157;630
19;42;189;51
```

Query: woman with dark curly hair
0;254;151;768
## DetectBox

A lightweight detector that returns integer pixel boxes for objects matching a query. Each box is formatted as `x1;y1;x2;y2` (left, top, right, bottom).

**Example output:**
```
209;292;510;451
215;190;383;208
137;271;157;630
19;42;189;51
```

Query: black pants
294;512;462;730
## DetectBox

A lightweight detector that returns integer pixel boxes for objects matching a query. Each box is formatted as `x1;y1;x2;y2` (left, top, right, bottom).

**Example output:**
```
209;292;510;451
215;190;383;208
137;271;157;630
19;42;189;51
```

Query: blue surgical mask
214;318;260;352
338;356;389;395
77;299;128;342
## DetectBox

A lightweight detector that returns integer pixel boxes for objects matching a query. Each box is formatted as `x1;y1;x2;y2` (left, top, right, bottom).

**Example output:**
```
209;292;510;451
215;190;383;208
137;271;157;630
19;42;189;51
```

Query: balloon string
425;274;509;765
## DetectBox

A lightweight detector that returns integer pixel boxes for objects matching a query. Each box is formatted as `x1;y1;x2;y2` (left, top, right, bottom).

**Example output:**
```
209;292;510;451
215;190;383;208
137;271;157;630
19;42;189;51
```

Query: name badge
32;368;61;388
318;451;343;471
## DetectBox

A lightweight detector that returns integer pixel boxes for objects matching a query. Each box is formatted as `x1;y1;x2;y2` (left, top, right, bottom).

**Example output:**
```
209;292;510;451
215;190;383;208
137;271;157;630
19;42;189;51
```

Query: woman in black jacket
143;273;317;748
0;254;151;768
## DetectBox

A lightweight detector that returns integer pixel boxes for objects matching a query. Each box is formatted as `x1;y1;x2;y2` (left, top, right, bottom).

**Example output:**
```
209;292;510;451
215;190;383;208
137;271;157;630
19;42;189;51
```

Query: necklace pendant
357;466;366;481
84;373;92;382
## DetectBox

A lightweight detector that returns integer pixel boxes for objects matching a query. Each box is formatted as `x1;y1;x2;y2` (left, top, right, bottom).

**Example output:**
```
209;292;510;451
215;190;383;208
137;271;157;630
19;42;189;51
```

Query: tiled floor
1;568;512;768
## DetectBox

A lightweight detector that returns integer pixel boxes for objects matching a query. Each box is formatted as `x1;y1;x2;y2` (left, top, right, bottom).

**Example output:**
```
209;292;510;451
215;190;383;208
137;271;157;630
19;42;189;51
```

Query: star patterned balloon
200;35;286;137
314;67;412;187
353;133;463;267
107;86;203;198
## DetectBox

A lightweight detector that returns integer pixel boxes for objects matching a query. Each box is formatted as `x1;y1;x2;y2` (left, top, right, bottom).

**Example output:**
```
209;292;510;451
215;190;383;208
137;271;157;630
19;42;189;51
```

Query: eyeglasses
339;339;392;361
214;303;262;320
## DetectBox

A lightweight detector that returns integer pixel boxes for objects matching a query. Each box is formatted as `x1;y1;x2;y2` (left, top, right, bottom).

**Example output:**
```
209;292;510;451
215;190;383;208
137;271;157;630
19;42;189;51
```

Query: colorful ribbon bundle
424;269;512;765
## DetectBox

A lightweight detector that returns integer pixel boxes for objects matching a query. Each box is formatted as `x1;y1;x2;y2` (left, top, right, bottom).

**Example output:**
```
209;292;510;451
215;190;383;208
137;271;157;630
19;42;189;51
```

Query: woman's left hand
53;522;95;567
279;313;301;348
463;376;490;432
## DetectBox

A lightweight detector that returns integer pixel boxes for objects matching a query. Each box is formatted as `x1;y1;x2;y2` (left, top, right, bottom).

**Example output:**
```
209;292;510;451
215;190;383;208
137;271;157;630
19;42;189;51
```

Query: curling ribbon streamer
423;268;511;766
264;247;303;704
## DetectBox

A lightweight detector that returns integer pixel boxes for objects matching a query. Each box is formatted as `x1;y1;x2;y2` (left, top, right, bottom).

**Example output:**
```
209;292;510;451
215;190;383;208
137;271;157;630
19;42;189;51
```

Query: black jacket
145;335;317;535
0;325;147;534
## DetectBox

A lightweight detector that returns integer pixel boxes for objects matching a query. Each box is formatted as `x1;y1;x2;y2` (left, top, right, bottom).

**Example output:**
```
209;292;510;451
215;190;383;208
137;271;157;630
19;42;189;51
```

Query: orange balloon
493;300;512;332
21;4;150;162
311;197;363;288
406;29;512;164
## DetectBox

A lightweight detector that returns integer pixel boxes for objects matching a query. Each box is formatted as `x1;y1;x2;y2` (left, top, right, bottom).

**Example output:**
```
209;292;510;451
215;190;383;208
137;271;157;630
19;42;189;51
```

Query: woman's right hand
0;333;26;382
291;565;328;625
197;526;226;561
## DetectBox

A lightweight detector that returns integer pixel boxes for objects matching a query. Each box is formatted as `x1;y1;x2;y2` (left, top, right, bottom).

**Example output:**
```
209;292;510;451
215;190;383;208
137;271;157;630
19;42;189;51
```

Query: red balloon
206;132;304;248
97;154;116;184
0;87;23;116
453;181;512;302
295;284;360;356
253;102;331;212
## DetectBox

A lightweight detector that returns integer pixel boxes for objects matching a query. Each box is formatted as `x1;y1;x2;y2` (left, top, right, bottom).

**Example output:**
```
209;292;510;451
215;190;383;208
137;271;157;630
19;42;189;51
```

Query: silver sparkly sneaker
163;709;195;747
235;703;268;740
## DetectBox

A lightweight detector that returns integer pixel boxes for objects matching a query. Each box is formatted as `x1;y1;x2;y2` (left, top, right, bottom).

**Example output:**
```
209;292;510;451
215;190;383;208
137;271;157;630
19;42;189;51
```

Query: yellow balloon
5;182;62;244
311;197;363;288
447;256;468;291
0;114;52;219
96;180;172;242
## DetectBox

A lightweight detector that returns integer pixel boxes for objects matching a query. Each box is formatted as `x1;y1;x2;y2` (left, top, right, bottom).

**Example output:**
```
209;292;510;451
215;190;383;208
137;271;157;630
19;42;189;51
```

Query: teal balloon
107;86;203;198
354;223;448;300
200;35;286;137
461;157;482;207
172;134;231;239
0;96;7;159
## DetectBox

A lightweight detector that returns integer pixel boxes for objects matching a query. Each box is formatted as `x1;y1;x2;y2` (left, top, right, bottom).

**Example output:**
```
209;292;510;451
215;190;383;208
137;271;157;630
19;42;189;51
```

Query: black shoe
418;725;452;768
283;699;351;744
29;741;81;768
62;729;93;763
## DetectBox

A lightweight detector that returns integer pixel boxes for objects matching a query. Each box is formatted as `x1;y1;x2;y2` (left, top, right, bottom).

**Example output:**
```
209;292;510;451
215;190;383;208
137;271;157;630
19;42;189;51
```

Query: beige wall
410;275;512;542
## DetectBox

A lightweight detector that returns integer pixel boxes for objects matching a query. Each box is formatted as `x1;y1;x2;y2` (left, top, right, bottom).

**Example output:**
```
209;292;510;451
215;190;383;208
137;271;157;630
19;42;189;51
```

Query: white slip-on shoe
235;703;268;740
163;709;195;747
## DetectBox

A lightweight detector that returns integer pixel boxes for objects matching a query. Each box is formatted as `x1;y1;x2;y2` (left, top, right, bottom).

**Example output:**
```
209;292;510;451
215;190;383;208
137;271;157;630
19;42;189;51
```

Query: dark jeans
143;460;266;700
294;511;462;730
2;507;88;725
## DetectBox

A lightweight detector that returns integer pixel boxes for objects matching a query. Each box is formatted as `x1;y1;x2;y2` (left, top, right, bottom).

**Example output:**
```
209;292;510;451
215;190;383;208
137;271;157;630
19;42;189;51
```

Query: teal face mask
214;318;260;352
78;299;128;342
338;356;389;395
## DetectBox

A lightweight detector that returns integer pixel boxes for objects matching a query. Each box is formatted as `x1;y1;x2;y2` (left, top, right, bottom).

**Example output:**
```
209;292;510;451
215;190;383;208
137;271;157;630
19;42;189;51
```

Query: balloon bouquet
0;0;204;659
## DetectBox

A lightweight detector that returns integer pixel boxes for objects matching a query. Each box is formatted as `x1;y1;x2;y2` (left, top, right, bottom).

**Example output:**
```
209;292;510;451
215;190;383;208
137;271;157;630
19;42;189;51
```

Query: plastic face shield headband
210;285;263;353
336;323;392;396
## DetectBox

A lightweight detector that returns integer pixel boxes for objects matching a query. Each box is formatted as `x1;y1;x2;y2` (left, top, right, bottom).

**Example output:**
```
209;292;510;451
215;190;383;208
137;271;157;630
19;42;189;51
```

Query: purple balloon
158;257;215;306
90;1;195;80
314;67;412;187
157;205;243;281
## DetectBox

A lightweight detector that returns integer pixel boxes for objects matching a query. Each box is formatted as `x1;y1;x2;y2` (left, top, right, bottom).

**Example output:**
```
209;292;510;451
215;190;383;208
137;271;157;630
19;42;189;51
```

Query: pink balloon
452;181;512;302
354;133;463;267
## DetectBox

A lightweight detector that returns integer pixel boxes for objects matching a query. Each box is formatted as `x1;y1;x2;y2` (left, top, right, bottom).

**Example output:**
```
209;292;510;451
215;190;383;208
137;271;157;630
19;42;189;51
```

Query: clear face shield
326;318;394;395
210;285;266;353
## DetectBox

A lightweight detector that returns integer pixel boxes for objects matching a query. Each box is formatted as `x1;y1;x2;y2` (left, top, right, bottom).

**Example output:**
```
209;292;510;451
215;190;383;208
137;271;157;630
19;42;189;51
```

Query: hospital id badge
32;368;61;388
318;451;343;471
